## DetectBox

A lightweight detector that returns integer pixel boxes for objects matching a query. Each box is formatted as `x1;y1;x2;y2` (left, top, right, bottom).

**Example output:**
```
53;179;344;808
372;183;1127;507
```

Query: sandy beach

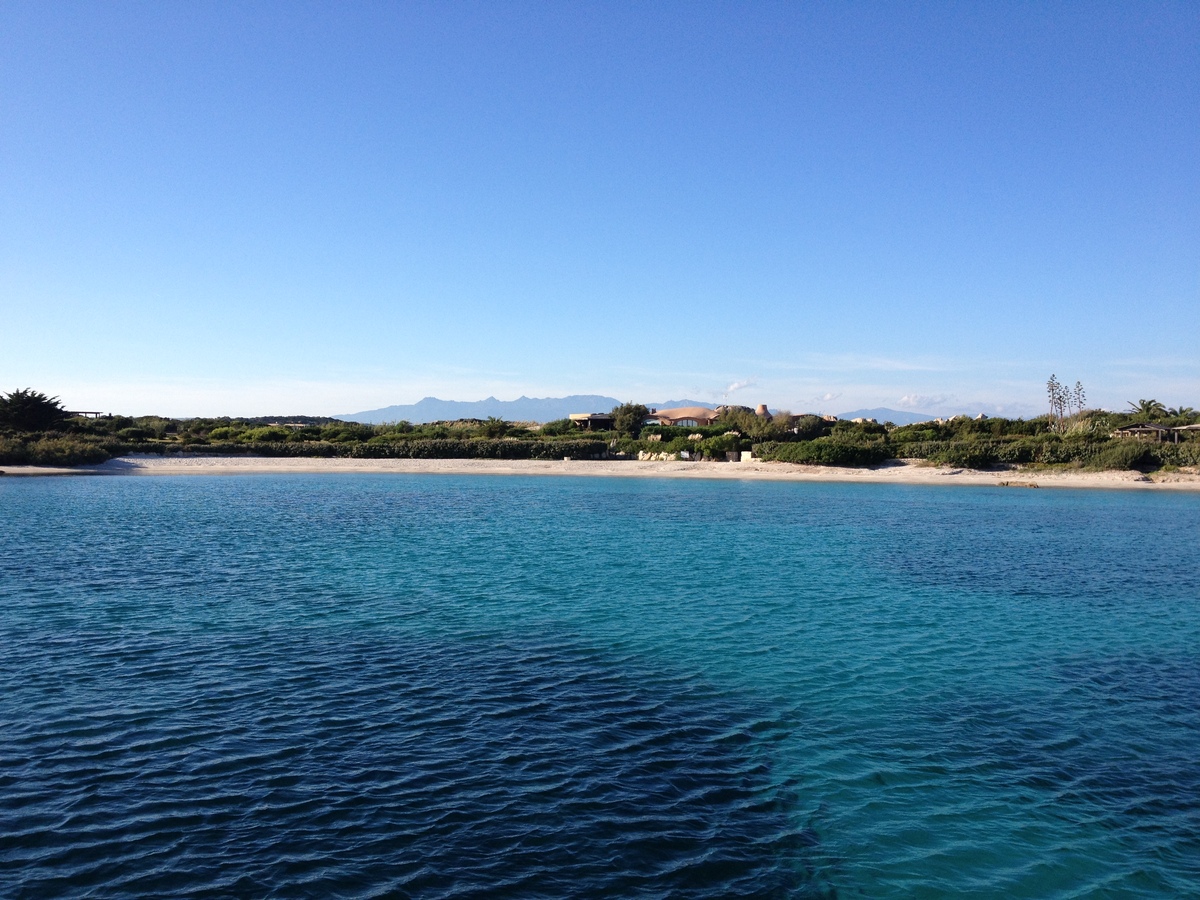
2;454;1199;490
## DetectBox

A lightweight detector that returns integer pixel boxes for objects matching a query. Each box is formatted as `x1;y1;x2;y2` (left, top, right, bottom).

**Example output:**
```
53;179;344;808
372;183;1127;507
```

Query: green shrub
481;417;509;438
1152;444;1200;467
891;427;942;444
992;441;1035;464
0;432;613;466
165;438;614;461
135;417;172;437
831;420;888;439
286;427;323;441
244;426;292;442
366;432;413;444
0;436;117;466
612;403;650;437
538;418;576;437
320;423;374;442
105;416;136;432
642;424;731;440
755;439;891;467
1088;441;1149;470
789;415;829;441
698;433;744;457
891;440;946;459
31;438;113;465
929;443;998;469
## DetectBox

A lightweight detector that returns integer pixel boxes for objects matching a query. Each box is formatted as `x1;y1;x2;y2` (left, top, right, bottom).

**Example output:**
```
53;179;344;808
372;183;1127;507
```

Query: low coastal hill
341;396;710;424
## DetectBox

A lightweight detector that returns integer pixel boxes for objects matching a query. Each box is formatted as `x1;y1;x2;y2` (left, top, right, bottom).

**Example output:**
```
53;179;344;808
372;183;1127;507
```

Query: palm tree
1168;406;1196;418
1127;399;1168;419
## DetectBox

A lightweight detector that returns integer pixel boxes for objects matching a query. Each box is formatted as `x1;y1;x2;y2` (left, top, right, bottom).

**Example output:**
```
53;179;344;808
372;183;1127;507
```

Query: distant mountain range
339;398;941;426
340;396;711;424
836;407;936;425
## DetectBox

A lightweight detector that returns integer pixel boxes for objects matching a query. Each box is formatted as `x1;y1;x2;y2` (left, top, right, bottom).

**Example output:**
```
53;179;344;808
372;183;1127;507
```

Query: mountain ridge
340;395;713;424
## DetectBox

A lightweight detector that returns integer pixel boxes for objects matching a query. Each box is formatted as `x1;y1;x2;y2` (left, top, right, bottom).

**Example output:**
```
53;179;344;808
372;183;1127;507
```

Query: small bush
1091;441;1149;470
320;423;374;442
538;418;576;436
481;417;509;438
929;443;998;469
244;426;292;443
893;440;948;460
641;423;732;441
1154;444;1200;467
366;432;413;444
0;436;117;466
789;416;829;441
698;433;744;457
993;440;1037;464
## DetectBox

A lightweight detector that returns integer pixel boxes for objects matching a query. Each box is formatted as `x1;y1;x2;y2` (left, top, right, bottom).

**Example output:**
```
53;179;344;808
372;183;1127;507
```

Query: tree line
2;388;1198;470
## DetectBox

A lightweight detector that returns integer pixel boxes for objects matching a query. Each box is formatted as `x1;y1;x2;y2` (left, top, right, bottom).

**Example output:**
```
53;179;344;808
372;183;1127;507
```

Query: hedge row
0;436;120;466
120;439;613;460
754;439;891;467
1;437;611;466
752;437;1200;470
337;439;610;460
897;439;1200;469
5;431;1197;470
623;433;747;459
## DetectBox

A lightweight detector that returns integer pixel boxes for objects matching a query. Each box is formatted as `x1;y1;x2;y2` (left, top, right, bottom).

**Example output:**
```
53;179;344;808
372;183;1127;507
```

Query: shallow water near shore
2;474;1199;898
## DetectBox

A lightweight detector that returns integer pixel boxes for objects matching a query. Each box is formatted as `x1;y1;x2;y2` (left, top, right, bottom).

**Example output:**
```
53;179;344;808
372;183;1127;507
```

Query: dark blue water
2;475;1199;898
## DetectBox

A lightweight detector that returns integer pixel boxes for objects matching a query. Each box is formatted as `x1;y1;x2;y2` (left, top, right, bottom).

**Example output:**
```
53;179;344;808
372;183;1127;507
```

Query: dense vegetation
2;390;1197;471
755;406;1200;470
0;395;610;466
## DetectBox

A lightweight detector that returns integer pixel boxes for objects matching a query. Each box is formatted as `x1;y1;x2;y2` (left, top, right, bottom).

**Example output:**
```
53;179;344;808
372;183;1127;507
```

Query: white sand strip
2;455;1198;490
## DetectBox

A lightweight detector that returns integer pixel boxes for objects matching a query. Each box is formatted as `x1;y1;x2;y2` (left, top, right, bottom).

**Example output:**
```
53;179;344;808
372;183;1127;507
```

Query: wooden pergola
1172;424;1200;443
1111;423;1171;442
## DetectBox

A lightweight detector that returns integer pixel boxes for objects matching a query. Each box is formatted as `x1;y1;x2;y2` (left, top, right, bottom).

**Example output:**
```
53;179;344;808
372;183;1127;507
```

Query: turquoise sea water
2;474;1199;898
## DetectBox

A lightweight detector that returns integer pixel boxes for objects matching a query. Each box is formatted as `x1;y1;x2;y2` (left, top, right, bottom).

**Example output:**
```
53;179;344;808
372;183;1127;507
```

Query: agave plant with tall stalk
1047;375;1087;433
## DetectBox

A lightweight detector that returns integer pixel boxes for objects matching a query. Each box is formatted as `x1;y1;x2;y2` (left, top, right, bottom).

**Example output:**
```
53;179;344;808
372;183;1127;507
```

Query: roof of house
651;406;718;420
1113;423;1170;432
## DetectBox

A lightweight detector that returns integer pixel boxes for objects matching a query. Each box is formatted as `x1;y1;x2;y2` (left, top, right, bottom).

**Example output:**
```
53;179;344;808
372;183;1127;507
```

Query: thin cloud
722;378;757;399
805;392;842;405
898;394;949;410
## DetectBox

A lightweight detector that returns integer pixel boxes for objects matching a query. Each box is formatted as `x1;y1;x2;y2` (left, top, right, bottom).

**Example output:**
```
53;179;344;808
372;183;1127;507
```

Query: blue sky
2;1;1196;417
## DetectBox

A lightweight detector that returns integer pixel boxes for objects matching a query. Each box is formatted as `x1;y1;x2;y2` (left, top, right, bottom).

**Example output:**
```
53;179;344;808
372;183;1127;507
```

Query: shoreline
2;455;1199;490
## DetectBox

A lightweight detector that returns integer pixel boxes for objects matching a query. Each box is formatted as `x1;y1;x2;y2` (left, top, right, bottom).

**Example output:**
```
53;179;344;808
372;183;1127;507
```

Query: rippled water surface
2;474;1199;898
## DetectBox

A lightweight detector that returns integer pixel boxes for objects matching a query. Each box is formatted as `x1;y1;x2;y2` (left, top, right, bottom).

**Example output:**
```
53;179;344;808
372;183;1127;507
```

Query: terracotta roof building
645;406;720;427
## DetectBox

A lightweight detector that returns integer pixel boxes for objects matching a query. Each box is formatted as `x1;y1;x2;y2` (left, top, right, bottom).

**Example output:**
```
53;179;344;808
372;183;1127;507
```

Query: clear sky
2;1;1197;417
